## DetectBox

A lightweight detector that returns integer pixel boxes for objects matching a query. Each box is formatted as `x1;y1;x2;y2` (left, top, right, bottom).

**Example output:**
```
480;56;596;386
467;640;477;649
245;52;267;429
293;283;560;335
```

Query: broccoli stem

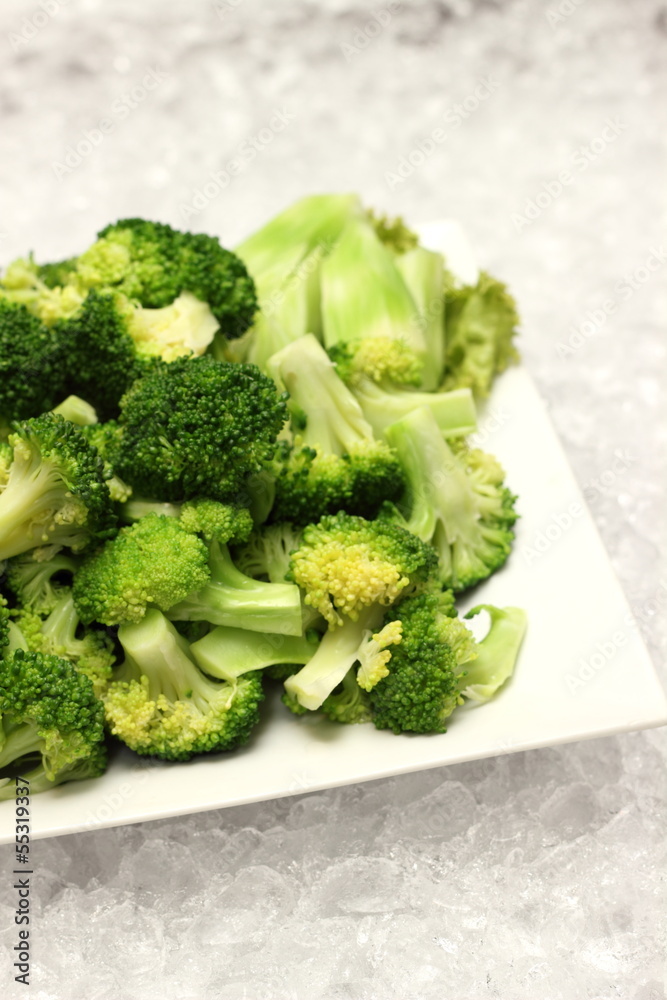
39;592;79;650
461;605;527;701
284;605;383;711
0;721;41;771
167;541;304;637
51;396;98;427
190;626;320;681
354;383;477;440
395;246;446;391
118;610;222;712
268;334;374;455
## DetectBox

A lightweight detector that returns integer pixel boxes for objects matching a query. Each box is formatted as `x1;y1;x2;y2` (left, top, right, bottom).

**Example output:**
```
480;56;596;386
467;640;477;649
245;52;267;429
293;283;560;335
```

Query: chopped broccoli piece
441;271;520;398
0;299;66;422
268;334;404;523
73;514;210;626
0;254;83;324
52;395;98;427
232;523;303;583
385;407;517;592
190;625;321;682
368;590;478;734
394;246;446;390
460;604;527;701
103;609;264;760
112;355;287;502
320;668;374;725
5;551;79;614
0;414;117;562
0;648;107;794
178;499;254;544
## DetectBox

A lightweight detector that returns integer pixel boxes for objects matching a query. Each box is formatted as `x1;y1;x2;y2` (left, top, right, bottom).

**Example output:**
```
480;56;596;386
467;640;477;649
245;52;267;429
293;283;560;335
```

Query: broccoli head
0;299;66;422
0;414;117;562
73;514;210;626
0;648;107;796
112;356;287;502
103;609;264;760
5;551;79;614
385;406;517;592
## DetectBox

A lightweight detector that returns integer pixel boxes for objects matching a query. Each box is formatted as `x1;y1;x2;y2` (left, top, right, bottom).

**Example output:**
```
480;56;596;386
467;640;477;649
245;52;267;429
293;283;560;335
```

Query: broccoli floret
368;590;478;734
178;499;254;544
441;271;521;398
385;407;517;592
459;604;527;701
0;746;107;800
268;334;404;523
72;514;210;626
80;218;257;338
0;299;66;422
0;414;117;562
321;668;373;725
283;512;437;710
190;624;321;682
232;523;303;583
13;590;115;698
0;648;107;794
0;254;84;324
329;336;477;440
103;609;264;760
366;209;419;255
5;551;78;614
112;355;287;503
166;538;304;637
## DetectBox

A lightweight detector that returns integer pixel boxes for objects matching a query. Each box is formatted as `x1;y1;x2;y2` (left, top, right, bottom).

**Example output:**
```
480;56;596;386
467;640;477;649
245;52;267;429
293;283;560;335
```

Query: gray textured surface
0;1;665;997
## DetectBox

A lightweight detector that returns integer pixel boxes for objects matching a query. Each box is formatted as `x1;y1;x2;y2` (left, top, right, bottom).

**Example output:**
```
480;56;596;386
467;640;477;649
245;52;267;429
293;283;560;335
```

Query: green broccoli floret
441;271;521;398
111;355;287;502
0;254;84;324
283;513;437;710
0;299;66;422
321;668;373;725
459;604;527;701
0;648;107;796
267;334;404;523
79;420;133;503
103;609;264;760
232;523;303;583
13;589;115;699
329;336;477;440
190;624;321;682
166;538;304;637
178;499;254;544
72;514;210;626
5;551;79;614
385;406;517;592
80;218;258;338
0;414;117;562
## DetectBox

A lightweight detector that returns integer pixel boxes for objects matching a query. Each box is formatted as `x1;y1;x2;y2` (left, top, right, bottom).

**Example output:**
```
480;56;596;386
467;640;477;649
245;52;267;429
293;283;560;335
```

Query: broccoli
283;512;437;709
72;514;211;625
51;395;99;427
190;624;321;682
0;414;117;562
166;538;305;637
235;193;362;370
0;595;10;654
385;406;517;592
0;299;66;422
320;668;374;725
13;591;115;698
232;523;303;583
5;551;79;614
178;498;254;544
111;355;287;502
75;218;257;338
103;609;264;760
329;336;478;440
441;271;521;398
459;604;527;701
267;334;404;523
365;209;419;255
367;590;477;734
0;254;84;324
0;648;107;798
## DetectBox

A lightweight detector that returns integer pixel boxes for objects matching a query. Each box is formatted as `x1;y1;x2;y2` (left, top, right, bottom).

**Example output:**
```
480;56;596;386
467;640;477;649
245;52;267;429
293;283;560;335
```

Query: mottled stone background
0;1;665;997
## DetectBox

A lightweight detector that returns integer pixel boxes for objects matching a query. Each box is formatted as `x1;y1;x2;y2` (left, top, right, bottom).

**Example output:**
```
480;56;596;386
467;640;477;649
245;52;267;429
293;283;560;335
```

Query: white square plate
1;363;665;843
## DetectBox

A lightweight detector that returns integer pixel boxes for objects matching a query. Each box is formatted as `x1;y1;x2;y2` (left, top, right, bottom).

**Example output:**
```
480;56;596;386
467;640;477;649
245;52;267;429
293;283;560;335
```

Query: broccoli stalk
0;414;116;562
385;406;517;592
104;609;264;760
190;625;321;682
460;604;527;701
167;539;305;637
394;246;446;390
